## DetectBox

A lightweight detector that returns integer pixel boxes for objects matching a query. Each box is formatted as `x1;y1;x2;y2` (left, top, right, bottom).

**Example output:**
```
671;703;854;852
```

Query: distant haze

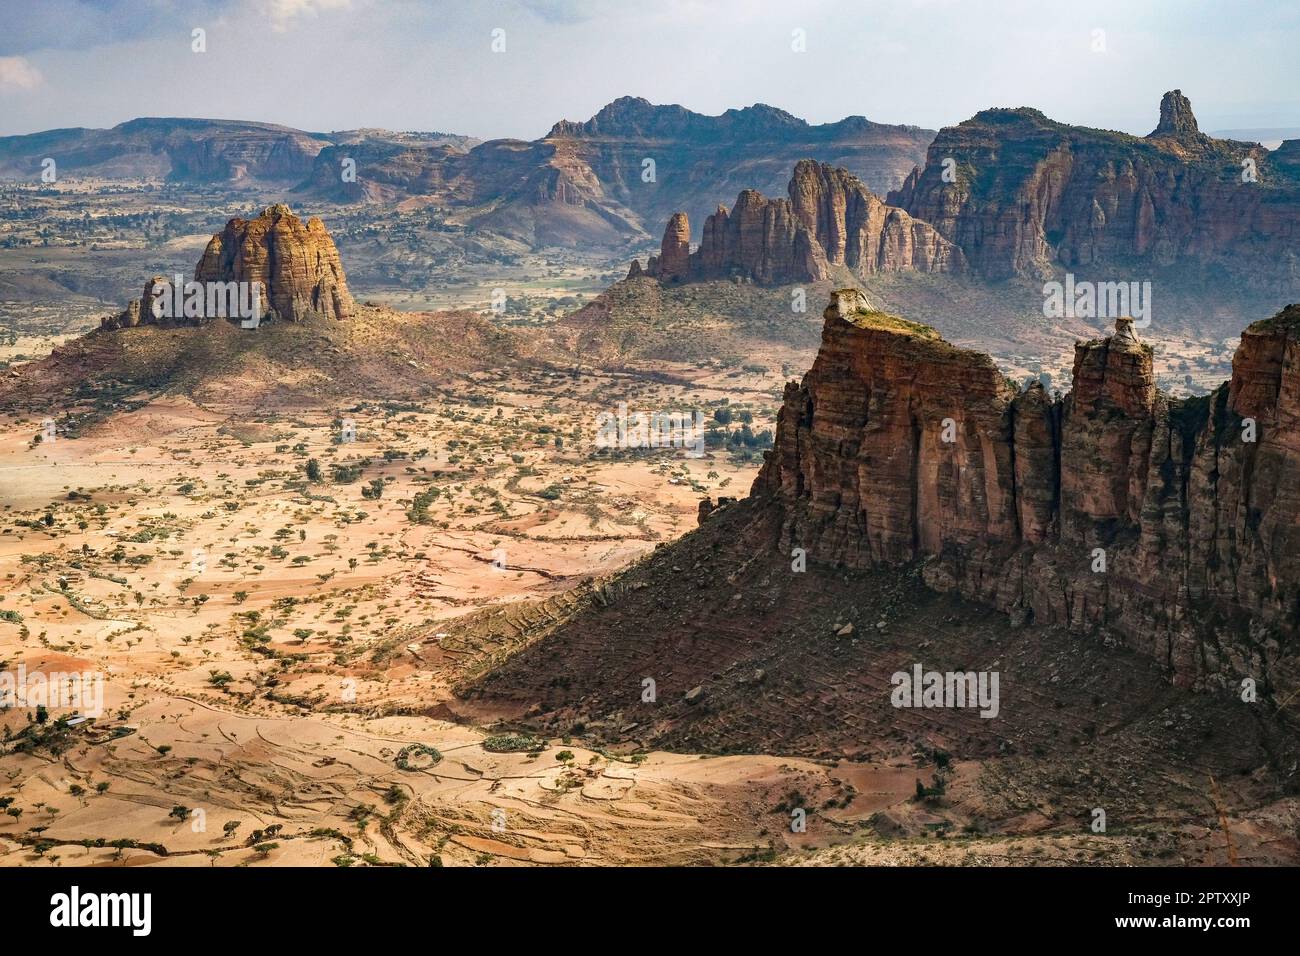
0;0;1296;140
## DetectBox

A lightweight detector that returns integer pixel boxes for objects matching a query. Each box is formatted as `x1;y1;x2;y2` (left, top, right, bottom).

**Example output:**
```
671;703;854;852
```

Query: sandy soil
0;359;846;867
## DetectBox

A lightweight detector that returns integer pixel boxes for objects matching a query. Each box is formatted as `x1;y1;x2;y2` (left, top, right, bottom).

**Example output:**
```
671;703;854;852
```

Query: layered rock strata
888;91;1300;288
755;290;1300;695
633;160;965;284
102;204;354;328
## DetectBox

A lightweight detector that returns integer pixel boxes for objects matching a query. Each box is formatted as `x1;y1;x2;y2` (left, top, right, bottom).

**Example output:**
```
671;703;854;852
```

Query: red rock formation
1059;316;1156;539
756;291;1300;696
889;91;1298;288
102;204;355;329
633;161;964;284
1148;89;1203;140
656;212;691;281
195;204;354;323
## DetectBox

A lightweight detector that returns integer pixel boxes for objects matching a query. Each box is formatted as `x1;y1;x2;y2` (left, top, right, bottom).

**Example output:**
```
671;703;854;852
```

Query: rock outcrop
755;290;1300;696
101;204;354;328
888;91;1300;290
653;212;692;281
195;204;354;323
1148;89;1204;141
633;161;965;284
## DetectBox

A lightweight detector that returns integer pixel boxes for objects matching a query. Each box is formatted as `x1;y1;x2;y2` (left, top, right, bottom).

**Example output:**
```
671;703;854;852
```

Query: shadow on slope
451;497;1300;852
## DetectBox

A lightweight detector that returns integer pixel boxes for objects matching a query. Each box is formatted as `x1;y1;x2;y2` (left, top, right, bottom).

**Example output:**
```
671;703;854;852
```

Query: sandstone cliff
888;91;1300;292
755;290;1300;696
634;161;965;284
101;204;354;328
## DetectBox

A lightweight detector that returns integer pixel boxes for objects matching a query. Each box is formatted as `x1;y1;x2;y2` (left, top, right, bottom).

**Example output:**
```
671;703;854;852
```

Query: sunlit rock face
194;204;355;323
888;92;1300;291
632;161;965;284
757;292;1300;696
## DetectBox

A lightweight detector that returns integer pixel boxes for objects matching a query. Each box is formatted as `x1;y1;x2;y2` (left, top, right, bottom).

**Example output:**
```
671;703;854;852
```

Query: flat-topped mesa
101;204;355;329
630;161;964;284
756;292;1300;694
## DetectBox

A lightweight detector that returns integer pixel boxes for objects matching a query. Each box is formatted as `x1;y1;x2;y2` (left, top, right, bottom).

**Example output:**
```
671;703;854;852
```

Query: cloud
0;1;233;56
520;0;597;25
257;0;354;32
0;56;43;91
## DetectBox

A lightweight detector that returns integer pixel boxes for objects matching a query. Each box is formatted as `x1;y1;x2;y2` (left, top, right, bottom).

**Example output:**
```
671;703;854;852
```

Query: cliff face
298;141;467;203
636;161;965;284
755;290;1300;695
102;204;354;328
888;91;1300;290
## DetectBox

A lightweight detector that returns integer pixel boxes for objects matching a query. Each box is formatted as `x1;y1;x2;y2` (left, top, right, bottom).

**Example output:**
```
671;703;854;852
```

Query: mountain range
0;98;934;250
0;117;476;185
7;91;1296;289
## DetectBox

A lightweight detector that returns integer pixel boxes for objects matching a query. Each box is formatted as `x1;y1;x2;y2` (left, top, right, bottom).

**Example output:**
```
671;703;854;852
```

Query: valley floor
1;390;1296;865
0;300;1294;867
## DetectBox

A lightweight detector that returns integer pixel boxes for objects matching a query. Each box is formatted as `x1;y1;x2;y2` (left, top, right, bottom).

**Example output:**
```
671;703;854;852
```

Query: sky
0;0;1296;140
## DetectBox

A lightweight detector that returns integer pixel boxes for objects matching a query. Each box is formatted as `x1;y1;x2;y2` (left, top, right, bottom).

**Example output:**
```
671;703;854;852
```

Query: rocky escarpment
754;289;1300;697
0;118;329;183
290;96;935;249
297;140;469;203
102;204;355;329
888;91;1300;290
632;161;965;284
543;97;934;221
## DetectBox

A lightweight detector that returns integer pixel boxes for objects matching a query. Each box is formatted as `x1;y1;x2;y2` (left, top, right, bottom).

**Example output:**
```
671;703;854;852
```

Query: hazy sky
1;0;1296;139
